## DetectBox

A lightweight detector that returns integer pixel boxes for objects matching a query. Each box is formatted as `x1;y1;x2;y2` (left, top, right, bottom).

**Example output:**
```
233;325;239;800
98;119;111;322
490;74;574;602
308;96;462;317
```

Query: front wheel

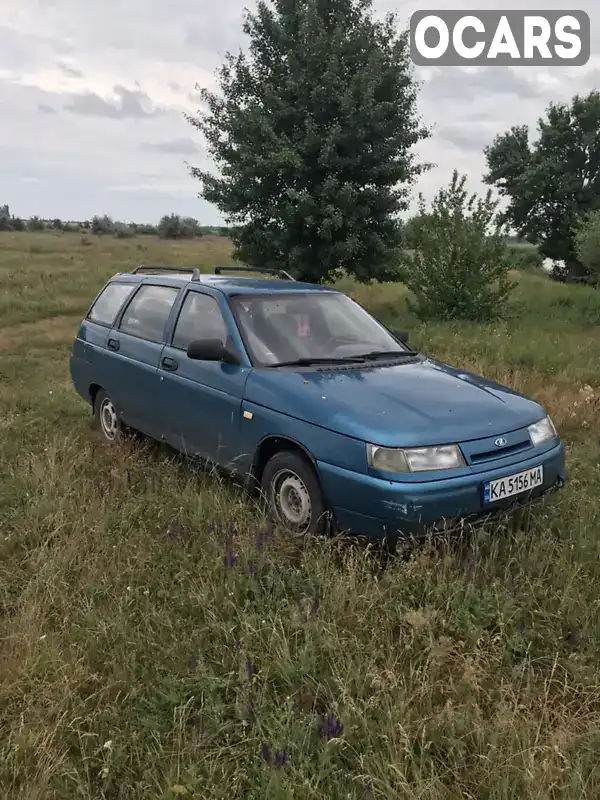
261;451;328;538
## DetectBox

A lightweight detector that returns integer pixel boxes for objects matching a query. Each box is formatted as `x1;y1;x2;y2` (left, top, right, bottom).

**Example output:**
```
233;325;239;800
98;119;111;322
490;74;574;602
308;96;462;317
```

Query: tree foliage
574;210;600;285
91;215;115;235
402;213;433;250
188;0;430;283
483;91;600;280
404;171;513;322
27;216;45;232
158;214;201;239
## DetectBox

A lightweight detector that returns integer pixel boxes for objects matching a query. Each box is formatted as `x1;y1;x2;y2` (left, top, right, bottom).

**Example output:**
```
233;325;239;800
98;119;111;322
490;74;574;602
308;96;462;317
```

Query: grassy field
1;231;600;799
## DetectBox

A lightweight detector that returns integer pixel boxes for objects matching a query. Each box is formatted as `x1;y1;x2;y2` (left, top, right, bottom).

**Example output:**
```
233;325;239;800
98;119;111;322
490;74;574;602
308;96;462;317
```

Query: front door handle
107;338;120;351
162;356;179;372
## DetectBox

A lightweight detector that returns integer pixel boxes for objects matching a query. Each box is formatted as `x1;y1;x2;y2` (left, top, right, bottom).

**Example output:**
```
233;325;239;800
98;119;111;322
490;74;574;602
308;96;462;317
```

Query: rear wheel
261;451;328;538
94;389;123;443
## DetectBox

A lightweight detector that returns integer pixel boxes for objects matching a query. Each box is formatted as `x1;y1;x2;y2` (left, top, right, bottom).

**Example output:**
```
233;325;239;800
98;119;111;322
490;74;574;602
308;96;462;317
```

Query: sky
1;0;598;226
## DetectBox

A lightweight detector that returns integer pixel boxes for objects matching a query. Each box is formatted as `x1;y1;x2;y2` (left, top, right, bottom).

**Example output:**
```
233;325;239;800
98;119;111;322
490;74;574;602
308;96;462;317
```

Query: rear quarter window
87;282;136;326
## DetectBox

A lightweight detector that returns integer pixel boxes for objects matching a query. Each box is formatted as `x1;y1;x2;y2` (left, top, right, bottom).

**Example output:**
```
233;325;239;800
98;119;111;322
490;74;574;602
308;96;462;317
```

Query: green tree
402;213;432;250
113;222;135;238
52;218;63;231
404;171;513;322
27;216;45;231
188;0;430;284
137;223;159;236
91;215;114;235
0;204;11;231
483;91;600;281
158;214;183;239
574;210;600;285
181;216;201;237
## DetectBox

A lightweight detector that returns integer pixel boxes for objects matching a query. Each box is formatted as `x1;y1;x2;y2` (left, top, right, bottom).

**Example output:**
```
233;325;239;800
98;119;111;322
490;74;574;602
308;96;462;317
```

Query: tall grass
1;232;600;798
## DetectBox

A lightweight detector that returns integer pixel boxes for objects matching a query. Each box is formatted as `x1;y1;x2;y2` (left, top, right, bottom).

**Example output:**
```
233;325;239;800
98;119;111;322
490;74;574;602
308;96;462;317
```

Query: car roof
110;267;337;296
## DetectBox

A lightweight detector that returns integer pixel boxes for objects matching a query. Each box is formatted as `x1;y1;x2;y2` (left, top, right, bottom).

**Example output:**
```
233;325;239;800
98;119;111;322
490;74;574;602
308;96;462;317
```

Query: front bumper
318;442;566;539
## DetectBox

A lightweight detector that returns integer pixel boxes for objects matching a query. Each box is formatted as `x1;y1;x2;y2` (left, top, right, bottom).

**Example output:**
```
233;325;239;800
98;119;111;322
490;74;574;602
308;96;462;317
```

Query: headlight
528;415;557;446
366;443;465;473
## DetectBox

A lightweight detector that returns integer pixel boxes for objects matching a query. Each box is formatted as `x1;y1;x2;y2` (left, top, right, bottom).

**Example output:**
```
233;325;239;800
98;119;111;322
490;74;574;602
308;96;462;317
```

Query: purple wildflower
189;653;198;670
234;638;241;650
247;702;256;719
246;657;254;680
311;596;320;615
363;782;373;799
207;521;215;536
318;713;343;740
223;549;236;567
255;530;267;550
291;699;299;715
247;564;257;579
274;751;289;768
260;743;270;762
519;621;525;634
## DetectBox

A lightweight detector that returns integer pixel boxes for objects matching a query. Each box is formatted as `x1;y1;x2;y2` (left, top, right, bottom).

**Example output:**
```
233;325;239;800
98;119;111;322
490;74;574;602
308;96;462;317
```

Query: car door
105;282;181;438
158;288;249;469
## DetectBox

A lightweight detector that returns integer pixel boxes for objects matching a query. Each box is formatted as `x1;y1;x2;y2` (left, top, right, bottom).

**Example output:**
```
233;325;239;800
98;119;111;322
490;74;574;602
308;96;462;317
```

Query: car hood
244;357;546;447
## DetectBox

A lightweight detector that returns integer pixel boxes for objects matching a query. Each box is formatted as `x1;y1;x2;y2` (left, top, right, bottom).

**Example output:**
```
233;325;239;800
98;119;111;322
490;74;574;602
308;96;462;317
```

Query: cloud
58;61;83;78
422;66;545;102
437;122;499;153
65;85;165;119
141;137;199;155
0;0;599;225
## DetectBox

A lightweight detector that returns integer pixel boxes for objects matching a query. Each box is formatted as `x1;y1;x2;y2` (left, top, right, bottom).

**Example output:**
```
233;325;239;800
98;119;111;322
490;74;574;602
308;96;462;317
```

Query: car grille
460;427;533;465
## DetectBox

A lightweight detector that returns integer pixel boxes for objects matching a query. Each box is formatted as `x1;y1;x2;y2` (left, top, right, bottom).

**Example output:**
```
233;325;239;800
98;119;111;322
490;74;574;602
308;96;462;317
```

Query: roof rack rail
132;265;202;281
213;265;296;281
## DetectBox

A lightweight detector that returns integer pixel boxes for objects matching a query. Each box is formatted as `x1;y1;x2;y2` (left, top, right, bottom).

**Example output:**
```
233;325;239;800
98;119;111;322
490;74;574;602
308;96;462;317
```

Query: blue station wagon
70;265;566;543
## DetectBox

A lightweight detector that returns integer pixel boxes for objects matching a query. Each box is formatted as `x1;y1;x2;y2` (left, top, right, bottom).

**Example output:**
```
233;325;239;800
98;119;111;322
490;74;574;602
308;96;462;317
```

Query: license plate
484;465;544;504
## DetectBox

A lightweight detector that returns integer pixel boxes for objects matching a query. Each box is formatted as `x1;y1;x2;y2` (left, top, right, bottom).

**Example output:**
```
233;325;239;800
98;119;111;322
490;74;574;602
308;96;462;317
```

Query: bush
27;216;45;232
182;217;202;237
91;215;114;235
113;222;135;239
404;170;514;321
136;223;159;236
158;214;199;239
505;244;543;272
574;210;600;285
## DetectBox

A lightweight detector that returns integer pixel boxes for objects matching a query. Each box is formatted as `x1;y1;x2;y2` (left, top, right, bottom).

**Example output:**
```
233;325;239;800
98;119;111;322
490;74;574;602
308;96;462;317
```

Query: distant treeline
0;205;233;240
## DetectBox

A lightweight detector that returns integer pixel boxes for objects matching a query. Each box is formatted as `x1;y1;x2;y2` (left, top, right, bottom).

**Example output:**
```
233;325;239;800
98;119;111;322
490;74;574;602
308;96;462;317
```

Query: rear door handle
162;356;179;372
107;338;120;351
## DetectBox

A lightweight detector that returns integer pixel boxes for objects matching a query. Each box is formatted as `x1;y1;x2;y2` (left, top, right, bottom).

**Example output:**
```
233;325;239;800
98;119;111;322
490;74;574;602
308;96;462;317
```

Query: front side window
87;282;136;326
119;284;180;342
231;292;405;366
172;291;229;350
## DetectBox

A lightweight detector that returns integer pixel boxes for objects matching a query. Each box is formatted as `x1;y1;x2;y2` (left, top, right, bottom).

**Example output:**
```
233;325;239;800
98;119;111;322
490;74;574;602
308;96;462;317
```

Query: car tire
261;450;328;538
94;389;124;444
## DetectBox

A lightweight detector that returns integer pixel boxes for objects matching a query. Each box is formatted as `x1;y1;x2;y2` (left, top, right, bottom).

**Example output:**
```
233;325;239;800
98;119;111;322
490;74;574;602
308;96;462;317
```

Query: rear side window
88;282;135;326
172;291;228;350
119;284;180;342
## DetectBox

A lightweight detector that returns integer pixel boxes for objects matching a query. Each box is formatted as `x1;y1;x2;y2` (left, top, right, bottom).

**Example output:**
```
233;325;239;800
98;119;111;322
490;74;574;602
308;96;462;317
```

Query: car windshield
231;292;408;366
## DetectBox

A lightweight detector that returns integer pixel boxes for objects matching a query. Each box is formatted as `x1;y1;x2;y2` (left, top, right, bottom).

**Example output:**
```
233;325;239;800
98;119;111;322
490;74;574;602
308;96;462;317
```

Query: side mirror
391;329;409;345
187;338;240;365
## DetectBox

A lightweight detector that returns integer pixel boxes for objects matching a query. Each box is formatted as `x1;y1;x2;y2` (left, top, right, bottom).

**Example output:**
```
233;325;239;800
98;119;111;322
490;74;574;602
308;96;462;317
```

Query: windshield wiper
354;349;417;360
268;355;368;367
